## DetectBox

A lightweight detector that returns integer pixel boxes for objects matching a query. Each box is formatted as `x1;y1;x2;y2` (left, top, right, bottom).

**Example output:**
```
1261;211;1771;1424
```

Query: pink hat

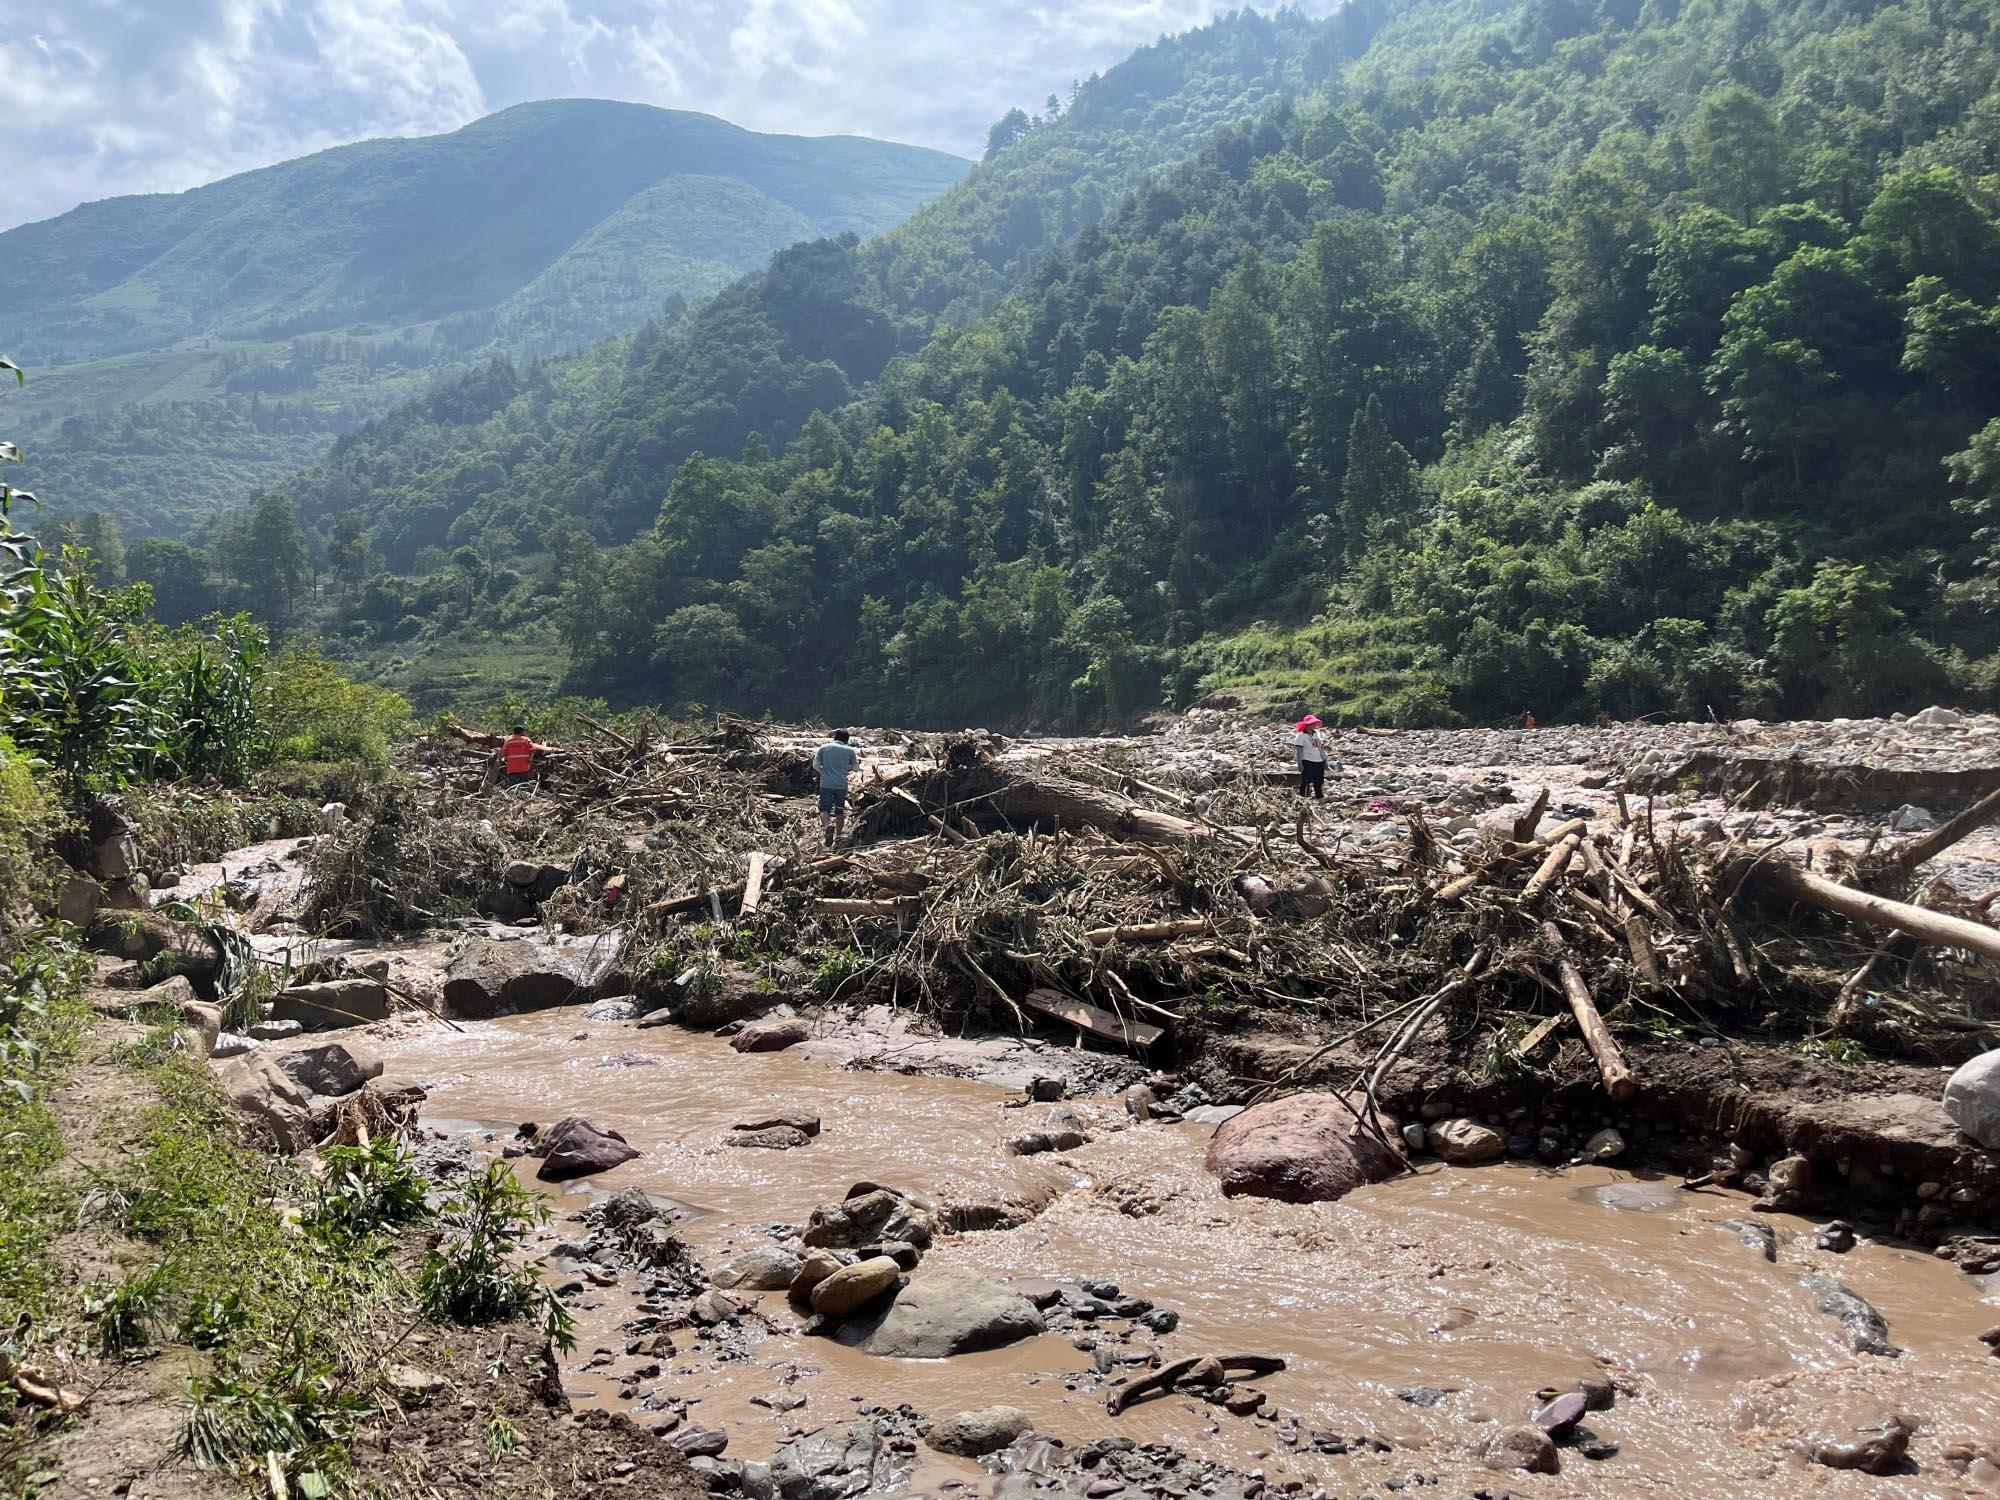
1296;715;1321;730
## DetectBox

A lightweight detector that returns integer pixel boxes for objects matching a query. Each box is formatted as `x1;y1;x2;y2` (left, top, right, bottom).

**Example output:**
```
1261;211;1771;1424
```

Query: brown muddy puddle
373;1012;2000;1496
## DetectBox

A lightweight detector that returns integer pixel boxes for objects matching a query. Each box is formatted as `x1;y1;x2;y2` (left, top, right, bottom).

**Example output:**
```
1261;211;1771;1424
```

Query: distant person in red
499;724;539;790
1524;711;1537;729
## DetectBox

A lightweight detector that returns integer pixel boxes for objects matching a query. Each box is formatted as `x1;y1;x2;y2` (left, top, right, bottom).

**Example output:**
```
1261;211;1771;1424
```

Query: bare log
1623;914;1664;989
1520;832;1582;904
1754;858;2000;966
741;852;768;914
1085;917;1218;946
811;898;917;919
1880;783;2000;875
1540;920;1636;1102
1512;786;1551;843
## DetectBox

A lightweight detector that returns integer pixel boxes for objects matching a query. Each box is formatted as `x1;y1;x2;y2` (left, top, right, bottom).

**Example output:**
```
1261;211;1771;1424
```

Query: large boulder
214;1054;319;1152
270;978;392;1031
809;1256;902;1316
769;1422;882;1500
1204;1092;1403;1203
1943;1049;2000;1149
848;1268;1043;1358
536;1116;640;1181
441;938;582;1019
802;1188;936;1250
925;1406;1033;1458
275;1040;383;1098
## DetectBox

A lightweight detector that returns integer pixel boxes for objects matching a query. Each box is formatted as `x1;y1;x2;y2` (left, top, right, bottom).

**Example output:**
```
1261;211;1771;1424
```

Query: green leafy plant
417;1161;572;1349
309;1137;429;1247
1795;1036;1868;1065
180;1352;365;1472
177;1289;249;1349
85;1262;173;1354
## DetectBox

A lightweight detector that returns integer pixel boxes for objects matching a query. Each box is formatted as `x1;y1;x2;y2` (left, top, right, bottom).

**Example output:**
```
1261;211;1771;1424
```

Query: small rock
671;1426;730;1458
1582;1128;1625;1162
1720;1218;1778;1261
1485;1427;1559;1474
809;1256;903;1317
729;1126;812;1150
924;1406;1033;1457
731;1019;810;1053
1887;804;1935;833
583;999;639;1021
1532;1392;1586;1437
712;1245;804;1291
1222;1389;1265;1417
690;1290;739;1325
1402;1123;1428;1153
536;1117;641;1181
1027;1077;1066;1102
1396;1387;1450;1407
1137;1307;1179;1334
790;1249;848;1299
1816;1220;1857;1253
388;1364;447;1404
1800;1405;1913;1473
1426;1119;1506;1164
736;1109;822;1136
246;1018;304;1041
1943;1048;2000;1150
1577;1438;1620;1460
209;1032;259;1059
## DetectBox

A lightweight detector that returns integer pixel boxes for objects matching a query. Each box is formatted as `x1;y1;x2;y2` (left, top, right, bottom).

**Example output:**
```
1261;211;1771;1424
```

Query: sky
0;0;1336;232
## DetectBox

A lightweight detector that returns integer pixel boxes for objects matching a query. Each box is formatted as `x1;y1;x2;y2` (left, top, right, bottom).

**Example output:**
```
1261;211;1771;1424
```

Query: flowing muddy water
371;1011;2000;1496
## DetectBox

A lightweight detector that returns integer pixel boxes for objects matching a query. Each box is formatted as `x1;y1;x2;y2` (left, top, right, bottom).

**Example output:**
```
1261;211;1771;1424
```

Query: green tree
1339;395;1420;552
1686;86;1787;222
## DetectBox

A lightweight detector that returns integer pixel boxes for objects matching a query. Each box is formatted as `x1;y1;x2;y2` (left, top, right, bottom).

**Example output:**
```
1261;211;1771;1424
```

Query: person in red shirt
499;725;539;790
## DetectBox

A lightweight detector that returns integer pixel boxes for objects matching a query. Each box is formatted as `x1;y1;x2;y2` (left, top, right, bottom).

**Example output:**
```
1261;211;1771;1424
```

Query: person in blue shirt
812;729;860;847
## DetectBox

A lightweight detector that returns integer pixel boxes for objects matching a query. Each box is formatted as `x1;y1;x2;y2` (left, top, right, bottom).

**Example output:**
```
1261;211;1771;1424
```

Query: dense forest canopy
81;0;2000;726
5;101;968;535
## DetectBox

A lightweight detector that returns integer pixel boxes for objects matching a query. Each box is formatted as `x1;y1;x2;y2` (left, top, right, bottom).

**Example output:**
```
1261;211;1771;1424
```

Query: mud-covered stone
808;1256;902;1316
925;1406;1032;1457
802;1188;935;1249
1800;1405;1913;1473
1203;1092;1402;1203
536;1116;640;1180
274;1039;383;1097
732;1018;810;1053
1486;1426;1559;1474
1943;1048;2000;1150
770;1422;881;1500
270;978;391;1030
713;1245;804;1291
848;1268;1043;1358
1427;1118;1506;1163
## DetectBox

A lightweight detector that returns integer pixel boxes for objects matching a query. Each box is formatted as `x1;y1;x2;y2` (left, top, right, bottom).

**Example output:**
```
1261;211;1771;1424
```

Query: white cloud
0;0;1339;231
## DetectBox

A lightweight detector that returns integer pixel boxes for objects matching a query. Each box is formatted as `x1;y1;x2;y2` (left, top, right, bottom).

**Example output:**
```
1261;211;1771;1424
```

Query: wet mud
368;1010;2000;1497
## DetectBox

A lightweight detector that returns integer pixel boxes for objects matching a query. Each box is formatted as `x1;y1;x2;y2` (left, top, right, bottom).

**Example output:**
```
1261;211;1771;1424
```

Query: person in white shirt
1291;714;1330;800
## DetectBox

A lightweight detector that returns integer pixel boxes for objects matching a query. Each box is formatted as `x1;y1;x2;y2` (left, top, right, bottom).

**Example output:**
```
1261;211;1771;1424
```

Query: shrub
262;643;410;770
417;1160;572;1348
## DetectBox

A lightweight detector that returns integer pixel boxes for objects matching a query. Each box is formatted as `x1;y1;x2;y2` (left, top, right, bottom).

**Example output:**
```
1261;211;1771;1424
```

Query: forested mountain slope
8;101;967;533
206;0;2000;726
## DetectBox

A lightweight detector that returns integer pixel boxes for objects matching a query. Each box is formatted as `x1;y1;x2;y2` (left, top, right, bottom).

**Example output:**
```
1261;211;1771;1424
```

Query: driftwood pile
370;721;2000;1078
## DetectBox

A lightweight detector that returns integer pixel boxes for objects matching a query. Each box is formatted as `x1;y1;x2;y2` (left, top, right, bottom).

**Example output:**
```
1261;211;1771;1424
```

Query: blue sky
0;1;1337;231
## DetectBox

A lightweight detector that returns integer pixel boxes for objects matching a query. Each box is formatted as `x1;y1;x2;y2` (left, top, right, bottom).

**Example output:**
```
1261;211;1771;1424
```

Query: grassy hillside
9;100;966;534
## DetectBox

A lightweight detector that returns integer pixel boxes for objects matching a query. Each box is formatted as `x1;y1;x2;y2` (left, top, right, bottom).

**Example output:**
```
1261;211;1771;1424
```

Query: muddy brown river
362;1010;2000;1497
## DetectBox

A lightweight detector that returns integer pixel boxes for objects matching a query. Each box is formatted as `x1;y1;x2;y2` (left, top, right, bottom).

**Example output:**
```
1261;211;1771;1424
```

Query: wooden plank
1022;987;1165;1049
741;852;767;914
1514;1011;1570;1062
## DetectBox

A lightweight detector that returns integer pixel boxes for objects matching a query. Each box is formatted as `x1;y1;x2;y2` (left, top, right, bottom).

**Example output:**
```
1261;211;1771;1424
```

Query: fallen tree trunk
1085;917;1218;946
1753;858;2000;965
1879;783;2000;876
1541;920;1636;1102
978;775;1209;846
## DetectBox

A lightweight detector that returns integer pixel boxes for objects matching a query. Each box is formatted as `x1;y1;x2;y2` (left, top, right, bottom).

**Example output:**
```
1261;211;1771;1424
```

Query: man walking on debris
813;728;860;847
499;724;540;790
1292;714;1331;800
